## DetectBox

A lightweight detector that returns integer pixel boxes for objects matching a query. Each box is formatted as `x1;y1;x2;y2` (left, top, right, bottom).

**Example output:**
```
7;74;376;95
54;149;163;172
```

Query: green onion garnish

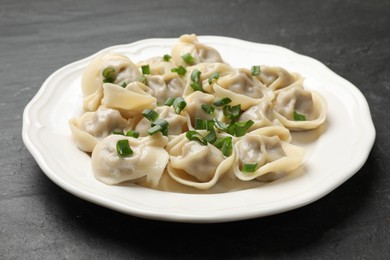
125;130;140;138
112;130;124;135
208;72;220;84
242;163;258;172
149;119;169;136
206;120;215;132
171;66;187;76
191;69;201;83
293;111;306;121
120;82;127;88
227;120;254;137
186;130;207;145
173;97;186;114
164;97;175;106
204;130;216;144
102;67;116;83
213;97;231;107
116;139;133;157
213;119;228;131
148;124;164;135
195;118;207;130
142;109;159;122
141;65;150;75
138;75;147;84
251;65;261;76
221;137;233;157
231;104;241;121
182;53;195;65
201;104;215;115
163;54;172;61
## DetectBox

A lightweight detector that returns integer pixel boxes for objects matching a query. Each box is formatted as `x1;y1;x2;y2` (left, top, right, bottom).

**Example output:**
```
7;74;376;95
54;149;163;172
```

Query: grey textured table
1;0;389;259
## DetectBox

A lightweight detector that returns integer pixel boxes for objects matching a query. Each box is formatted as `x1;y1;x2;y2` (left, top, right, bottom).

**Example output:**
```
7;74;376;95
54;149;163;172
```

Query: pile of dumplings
69;34;327;192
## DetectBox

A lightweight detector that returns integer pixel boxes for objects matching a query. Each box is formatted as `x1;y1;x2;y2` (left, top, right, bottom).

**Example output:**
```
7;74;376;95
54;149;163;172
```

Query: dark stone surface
1;0;389;258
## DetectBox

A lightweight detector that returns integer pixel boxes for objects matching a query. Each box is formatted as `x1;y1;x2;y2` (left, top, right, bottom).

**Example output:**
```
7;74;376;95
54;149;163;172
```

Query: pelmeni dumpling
135;106;187;136
256;66;303;91
273;87;327;130
92;134;169;186
233;132;304;181
146;73;185;104
171;34;223;67
82;53;142;111
166;133;235;190
137;56;176;75
184;91;216;128
102;82;157;118
212;69;273;110
238;100;277;131
69;107;130;153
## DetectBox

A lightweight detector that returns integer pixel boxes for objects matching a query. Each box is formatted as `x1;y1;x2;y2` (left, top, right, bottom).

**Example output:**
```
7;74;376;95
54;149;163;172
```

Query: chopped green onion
148;119;169;136
206;120;215;132
227;120;254;137
164;97;176;106
201;104;215;115
208;72;220;84
141;65;150;75
102;67;116;83
190;82;203;92
116;139;133;157
148;124;164;135
142;109;159;122
125;130;140;138
251;65;261;76
191;69;201;83
120;81;127;88
171;66;187;76
112;130;124;135
293;111;306;121
163;54;172;61
195;118;207;130
221;138;233;157
204;130;216;144
213;119;228;131
182;53;195;65
223;105;232;118
138;75;147;84
213;97;231;107
173;97;186;114
152;118;169;128
242;163;258;172
231;104;241;121
186;130;207;145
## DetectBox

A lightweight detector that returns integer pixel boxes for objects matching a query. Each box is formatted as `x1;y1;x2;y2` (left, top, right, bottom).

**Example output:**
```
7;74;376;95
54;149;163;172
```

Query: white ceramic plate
22;36;375;223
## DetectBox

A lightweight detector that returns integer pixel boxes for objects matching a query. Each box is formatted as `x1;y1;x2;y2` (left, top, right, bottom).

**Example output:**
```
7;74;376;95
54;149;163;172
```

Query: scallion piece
182;53;195;65
242;163;258;172
120;81;127;88
206;120;215;132
208;72;220;84
190;82;203;92
138;75;147;84
164;97;175;106
221;136;233;157
186;130;207;145
195;118;207;130
163;54;172;61
204;130;216;144
191;69;201;83
293;111;306;121
173;97;186;114
112;130;124;135
213;119;228;131
125;130;140;138
152;118;169;129
102;67;116;83
227;120;254;137
231;104;241;121
116;139;133;157
251;65;261;76
213;97;231;107
148;119;169;136
201;104;215;115
171;66;187;76
142;109;159;122
148;124;163;135
141;64;150;75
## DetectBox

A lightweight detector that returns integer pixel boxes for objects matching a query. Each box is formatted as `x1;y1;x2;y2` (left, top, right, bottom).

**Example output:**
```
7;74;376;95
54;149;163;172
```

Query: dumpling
171;34;223;67
137;56;176;75
273;87;327;130
102;82;157;118
166;133;235;190
255;66;303;91
233;132;304;181
91;134;169;186
69;107;130;152
135;106;187;136
238;99;277;131
212;68;273;110
184;91;216;128
183;62;233;96
82;52;142;111
146;73;185;104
